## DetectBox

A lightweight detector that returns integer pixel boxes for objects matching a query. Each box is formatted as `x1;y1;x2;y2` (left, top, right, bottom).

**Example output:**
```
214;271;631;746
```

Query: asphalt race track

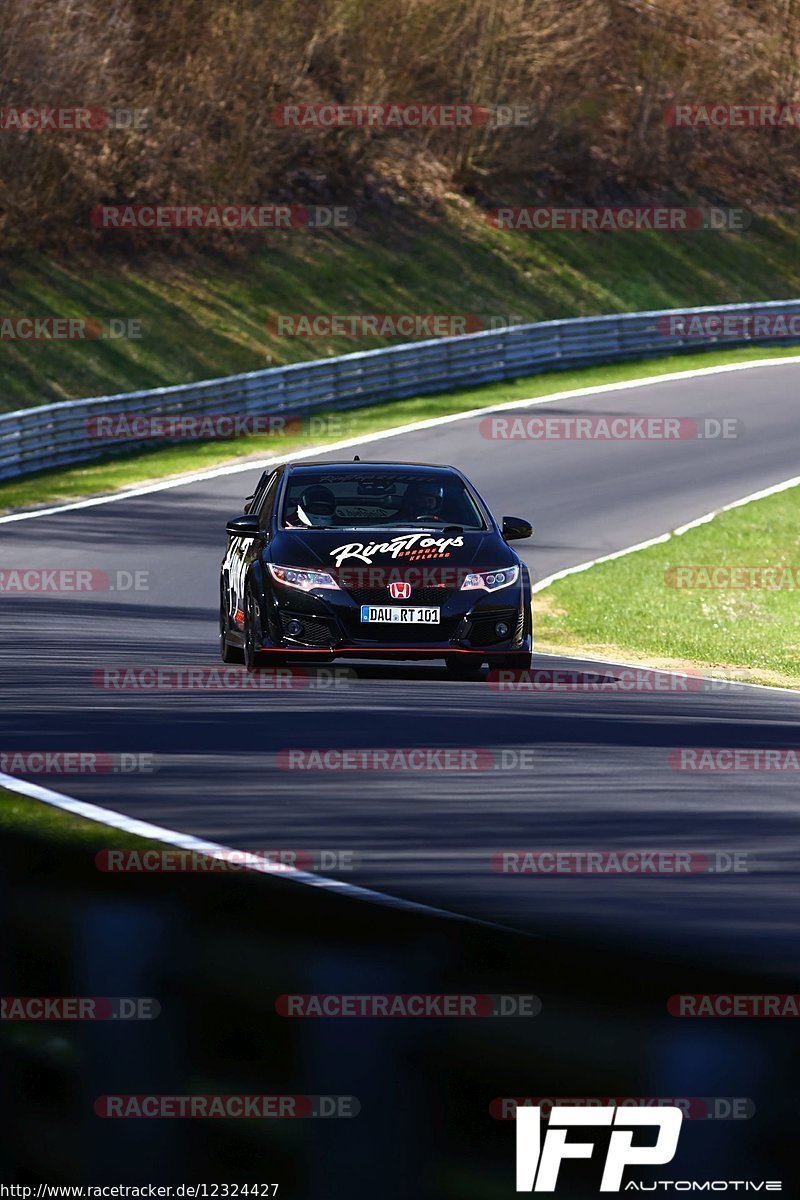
3;361;800;973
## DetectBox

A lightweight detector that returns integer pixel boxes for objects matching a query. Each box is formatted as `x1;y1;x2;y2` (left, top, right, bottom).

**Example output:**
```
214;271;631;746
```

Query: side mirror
226;514;262;538
502;515;533;541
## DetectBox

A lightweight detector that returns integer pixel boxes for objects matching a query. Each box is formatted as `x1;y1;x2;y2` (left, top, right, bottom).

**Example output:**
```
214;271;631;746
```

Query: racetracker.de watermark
85;412;359;441
669;748;800;771
490;1097;755;1121
486;668;733;693
95;1095;359;1118
485;206;749;231
0;752;154;775
277;748;536;771
480;415;740;440
330;565;508;587
91;667;355;691
1;997;159;1020
95;848;357;873
271;102;491;128
0;569;149;593
267;313;485;338
668;994;800;1017
491;850;748;874
270;102;604;130
0;317;143;340
276;993;541;1017
665;565;800;589
665;102;800;128
0;106;149;132
659;312;800;338
90;205;355;230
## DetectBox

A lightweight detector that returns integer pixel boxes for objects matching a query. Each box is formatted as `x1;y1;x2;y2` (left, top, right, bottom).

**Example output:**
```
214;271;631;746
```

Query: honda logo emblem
389;581;412;599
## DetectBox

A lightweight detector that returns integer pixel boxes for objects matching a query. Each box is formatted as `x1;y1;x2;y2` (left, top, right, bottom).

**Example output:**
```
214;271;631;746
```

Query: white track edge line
0;771;470;921
535;652;800;697
3;354;800;525
533;472;800;695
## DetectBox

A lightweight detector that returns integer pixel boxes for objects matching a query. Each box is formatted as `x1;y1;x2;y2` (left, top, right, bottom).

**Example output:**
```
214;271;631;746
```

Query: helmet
297;484;336;528
415;480;445;515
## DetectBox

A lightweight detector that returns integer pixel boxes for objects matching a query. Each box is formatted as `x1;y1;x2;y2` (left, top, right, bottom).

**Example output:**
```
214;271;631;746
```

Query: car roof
286;461;459;472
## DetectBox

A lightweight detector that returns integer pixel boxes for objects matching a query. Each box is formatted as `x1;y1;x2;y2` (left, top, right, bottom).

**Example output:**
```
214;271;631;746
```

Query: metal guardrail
1;298;799;482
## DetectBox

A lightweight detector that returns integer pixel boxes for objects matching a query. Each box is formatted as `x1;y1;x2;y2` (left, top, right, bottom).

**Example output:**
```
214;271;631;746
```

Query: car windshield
280;469;487;530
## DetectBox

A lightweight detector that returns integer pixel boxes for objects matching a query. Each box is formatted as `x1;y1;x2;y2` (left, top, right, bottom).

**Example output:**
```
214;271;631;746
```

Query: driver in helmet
285;484;337;528
405;479;445;522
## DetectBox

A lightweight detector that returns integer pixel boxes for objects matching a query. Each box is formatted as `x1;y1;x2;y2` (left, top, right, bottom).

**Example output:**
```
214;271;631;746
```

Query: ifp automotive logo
514;1105;783;1192
516;1104;682;1191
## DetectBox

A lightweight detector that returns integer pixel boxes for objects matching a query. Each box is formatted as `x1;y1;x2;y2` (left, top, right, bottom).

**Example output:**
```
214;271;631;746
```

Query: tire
219;585;243;664
243;589;264;671
445;656;484;678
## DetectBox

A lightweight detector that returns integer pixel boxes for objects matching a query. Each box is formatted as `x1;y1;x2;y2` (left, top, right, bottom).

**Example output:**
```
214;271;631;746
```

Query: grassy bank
535;482;800;689
2;204;800;414
0;786;160;847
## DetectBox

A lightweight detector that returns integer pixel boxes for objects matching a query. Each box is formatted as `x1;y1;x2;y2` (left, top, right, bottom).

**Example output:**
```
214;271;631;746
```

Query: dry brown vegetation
1;0;799;251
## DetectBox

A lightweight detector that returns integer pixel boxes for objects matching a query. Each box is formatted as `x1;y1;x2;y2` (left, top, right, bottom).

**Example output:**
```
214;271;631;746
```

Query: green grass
536;482;800;688
3;342;800;515
2;201;800;413
0;786;161;847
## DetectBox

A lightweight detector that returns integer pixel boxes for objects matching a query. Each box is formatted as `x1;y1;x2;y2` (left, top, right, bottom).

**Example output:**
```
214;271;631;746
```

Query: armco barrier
1;299;799;481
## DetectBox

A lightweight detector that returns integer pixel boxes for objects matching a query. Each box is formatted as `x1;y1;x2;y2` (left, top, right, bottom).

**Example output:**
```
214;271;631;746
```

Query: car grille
347;587;454;606
467;609;518;647
351;621;455;644
279;613;334;647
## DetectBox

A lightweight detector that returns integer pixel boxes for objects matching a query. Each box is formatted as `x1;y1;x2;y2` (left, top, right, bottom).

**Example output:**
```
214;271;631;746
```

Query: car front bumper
258;583;530;660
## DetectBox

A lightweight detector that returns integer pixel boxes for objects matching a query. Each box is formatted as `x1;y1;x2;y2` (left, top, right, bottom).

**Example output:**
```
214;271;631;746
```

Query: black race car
220;460;533;674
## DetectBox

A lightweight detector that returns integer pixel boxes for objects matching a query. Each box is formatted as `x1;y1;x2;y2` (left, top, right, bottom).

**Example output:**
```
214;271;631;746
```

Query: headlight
460;565;519;592
268;564;340;592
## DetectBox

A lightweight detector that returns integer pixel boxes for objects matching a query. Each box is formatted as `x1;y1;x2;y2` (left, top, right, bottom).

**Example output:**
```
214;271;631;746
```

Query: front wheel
219;589;243;664
243;590;264;671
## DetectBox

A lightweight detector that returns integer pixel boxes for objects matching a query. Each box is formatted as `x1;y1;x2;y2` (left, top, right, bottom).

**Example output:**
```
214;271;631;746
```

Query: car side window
243;468;274;514
256;471;280;527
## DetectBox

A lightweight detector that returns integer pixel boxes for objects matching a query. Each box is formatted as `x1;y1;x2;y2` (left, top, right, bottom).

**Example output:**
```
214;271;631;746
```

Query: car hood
268;528;515;572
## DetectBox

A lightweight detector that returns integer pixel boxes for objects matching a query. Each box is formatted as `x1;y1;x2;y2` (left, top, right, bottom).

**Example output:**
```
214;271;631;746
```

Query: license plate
360;605;440;625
